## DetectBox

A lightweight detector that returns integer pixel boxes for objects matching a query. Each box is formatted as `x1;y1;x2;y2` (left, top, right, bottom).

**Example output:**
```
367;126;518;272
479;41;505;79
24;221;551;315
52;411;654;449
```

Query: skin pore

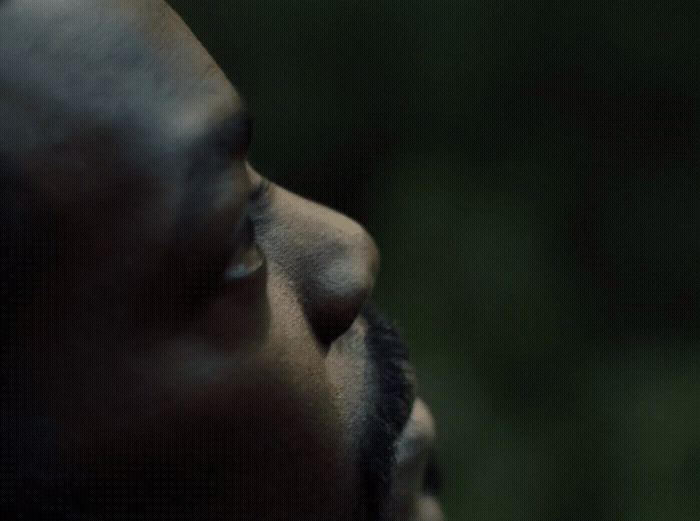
0;1;441;518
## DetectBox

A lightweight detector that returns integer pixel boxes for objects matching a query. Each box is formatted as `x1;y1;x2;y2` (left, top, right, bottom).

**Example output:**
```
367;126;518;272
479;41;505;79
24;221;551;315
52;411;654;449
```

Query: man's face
0;1;438;518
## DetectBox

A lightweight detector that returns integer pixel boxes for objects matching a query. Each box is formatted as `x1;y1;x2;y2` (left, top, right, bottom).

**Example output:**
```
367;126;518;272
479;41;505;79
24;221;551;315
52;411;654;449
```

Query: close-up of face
0;0;440;519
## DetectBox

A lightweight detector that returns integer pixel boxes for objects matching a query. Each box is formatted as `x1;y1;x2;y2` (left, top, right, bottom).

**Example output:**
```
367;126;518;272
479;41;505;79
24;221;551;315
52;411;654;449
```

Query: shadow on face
0;1;439;519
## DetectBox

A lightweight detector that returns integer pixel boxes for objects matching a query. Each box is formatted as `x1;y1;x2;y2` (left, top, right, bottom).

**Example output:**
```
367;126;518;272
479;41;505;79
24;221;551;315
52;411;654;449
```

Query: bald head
0;0;254;305
0;0;238;151
0;0;249;225
0;1;441;518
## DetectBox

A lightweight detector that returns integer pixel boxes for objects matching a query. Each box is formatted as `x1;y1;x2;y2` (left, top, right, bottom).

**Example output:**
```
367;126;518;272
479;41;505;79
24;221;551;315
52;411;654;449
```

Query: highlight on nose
252;181;380;345
303;225;380;345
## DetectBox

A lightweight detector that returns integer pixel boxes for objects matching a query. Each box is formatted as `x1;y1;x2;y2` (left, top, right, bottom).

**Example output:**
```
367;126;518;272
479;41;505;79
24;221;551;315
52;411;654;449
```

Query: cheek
52;345;356;517
52;271;361;517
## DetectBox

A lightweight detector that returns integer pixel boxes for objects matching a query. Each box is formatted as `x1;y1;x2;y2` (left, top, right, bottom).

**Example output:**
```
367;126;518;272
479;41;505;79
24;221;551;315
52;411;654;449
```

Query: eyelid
248;177;270;203
229;113;253;157
244;177;272;222
222;175;268;254
213;176;269;292
222;216;265;282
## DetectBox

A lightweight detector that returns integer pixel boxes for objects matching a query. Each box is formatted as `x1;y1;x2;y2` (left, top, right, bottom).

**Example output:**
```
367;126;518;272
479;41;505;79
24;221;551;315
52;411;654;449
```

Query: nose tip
255;181;380;346
304;225;379;345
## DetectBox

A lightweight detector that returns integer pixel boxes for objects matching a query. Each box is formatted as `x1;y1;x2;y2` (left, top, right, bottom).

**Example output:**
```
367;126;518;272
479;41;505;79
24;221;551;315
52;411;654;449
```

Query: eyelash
245;178;272;223
213;178;270;286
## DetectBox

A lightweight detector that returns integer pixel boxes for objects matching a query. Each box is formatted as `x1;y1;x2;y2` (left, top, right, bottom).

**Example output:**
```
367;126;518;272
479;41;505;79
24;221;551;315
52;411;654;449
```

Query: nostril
260;182;380;346
304;280;369;345
306;296;363;345
303;234;379;346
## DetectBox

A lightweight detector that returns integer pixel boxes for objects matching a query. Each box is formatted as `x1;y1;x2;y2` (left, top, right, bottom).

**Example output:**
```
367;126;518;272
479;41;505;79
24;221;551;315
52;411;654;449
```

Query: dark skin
0;1;442;518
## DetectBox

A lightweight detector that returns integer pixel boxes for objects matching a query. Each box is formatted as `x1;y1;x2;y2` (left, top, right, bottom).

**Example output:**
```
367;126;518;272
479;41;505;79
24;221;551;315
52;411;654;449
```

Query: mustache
360;305;443;516
357;304;416;518
360;304;416;426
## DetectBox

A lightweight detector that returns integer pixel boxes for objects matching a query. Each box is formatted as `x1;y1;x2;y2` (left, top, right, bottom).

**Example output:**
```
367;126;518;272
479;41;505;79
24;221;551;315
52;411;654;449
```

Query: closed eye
214;110;253;159
183;175;267;309
248;177;270;204
230;113;253;156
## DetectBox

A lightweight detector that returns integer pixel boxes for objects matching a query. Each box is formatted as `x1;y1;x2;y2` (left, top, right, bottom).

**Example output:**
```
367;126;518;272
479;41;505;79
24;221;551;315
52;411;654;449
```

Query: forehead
0;0;242;164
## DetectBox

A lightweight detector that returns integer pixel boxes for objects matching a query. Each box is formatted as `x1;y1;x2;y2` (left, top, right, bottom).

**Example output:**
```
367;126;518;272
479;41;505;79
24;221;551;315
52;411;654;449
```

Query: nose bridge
257;184;379;345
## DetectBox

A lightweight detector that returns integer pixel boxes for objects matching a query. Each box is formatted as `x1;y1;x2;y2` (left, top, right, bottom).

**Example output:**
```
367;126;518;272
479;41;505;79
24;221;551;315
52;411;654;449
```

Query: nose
253;182;379;345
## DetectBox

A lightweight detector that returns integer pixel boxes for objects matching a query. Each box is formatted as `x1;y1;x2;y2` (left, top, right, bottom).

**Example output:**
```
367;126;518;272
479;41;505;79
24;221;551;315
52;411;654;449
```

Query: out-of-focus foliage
171;1;700;518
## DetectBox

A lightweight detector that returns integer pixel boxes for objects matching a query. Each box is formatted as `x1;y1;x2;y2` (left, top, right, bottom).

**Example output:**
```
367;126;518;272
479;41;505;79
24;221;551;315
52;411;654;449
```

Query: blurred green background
171;1;699;518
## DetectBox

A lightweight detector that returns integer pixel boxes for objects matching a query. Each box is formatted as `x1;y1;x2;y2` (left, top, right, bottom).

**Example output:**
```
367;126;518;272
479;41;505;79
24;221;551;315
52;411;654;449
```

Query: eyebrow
176;106;253;235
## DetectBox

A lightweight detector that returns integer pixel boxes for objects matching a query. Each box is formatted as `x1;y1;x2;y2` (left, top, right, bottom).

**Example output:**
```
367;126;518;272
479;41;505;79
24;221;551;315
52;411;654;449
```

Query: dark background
170;1;700;518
